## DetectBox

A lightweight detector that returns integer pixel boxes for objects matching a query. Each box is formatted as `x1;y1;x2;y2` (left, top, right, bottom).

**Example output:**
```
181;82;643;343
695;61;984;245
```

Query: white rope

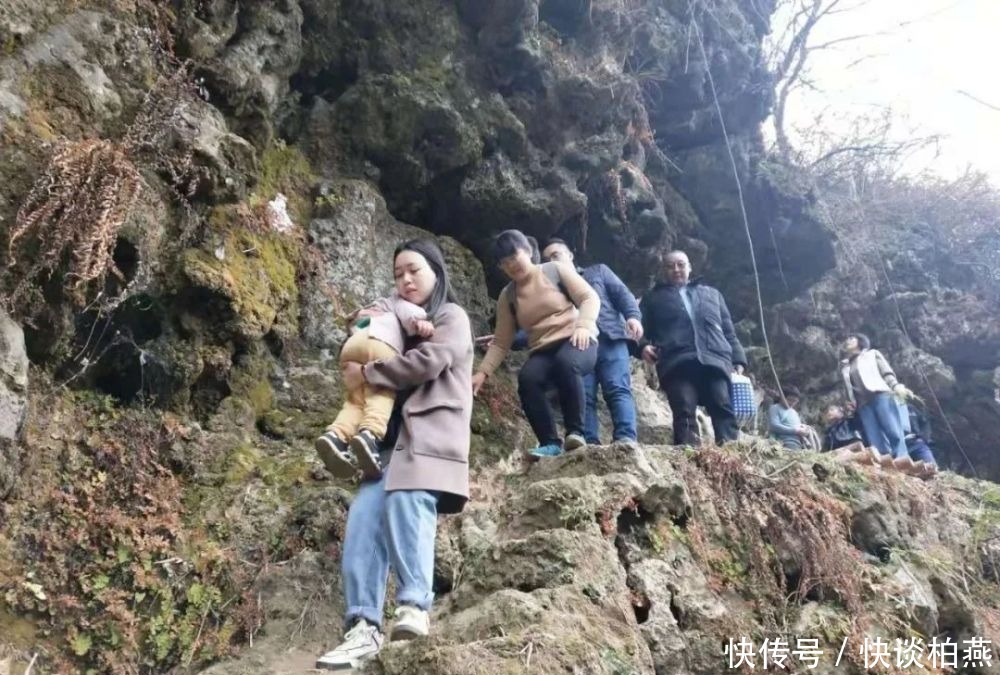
687;0;980;485
691;10;787;403
875;252;980;478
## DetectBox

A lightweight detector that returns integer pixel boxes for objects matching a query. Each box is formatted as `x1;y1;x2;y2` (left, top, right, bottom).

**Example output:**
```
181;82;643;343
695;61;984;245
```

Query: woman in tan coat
316;240;473;671
472;229;600;458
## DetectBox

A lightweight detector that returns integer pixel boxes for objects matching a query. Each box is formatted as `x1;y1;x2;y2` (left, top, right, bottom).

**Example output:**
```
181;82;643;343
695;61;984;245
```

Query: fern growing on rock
5;138;143;306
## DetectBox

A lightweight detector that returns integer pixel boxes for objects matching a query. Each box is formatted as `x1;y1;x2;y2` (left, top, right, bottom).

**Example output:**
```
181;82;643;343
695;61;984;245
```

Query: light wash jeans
341;476;439;628
583;338;638;443
858;392;908;459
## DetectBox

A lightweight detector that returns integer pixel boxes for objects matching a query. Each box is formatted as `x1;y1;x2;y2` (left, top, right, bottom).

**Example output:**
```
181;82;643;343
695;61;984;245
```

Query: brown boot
920;463;939;480
893;455;916;473
833;447;856;464
854;447;876;465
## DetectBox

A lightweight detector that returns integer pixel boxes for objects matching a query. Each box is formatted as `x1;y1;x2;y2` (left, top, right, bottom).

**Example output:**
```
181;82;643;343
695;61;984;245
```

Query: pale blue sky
778;0;1000;180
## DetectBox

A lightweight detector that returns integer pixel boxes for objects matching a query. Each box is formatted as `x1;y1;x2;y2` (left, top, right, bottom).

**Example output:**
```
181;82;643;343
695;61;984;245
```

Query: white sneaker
315;620;383;670
389;605;429;641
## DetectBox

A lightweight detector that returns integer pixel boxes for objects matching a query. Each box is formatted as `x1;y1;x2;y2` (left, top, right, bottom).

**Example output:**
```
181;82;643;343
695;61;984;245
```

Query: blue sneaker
529;444;564;459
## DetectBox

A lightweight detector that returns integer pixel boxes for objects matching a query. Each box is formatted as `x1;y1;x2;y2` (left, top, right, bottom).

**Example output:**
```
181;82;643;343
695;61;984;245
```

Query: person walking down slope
542;238;643;446
472;230;600;458
840;333;913;471
639;250;748;446
314;240;474;671
767;386;810;450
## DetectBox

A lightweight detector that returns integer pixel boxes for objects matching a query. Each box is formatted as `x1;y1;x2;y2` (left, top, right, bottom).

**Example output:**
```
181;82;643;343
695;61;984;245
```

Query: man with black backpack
542;238;643;445
639;250;747;446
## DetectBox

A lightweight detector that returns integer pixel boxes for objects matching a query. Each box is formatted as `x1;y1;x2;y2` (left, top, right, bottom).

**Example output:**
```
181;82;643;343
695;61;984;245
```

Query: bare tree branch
957;89;1000;113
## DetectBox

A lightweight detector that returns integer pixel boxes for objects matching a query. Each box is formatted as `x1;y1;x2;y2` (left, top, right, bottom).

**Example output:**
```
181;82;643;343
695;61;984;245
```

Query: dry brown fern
5;139;142;305
2;61;204;314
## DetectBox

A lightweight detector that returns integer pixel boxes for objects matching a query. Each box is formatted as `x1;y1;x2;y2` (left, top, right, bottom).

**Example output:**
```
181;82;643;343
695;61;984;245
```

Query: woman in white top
840;333;909;462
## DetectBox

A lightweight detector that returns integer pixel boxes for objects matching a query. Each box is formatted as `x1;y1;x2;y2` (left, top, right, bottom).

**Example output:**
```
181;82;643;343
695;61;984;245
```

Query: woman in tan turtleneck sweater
472;230;600;457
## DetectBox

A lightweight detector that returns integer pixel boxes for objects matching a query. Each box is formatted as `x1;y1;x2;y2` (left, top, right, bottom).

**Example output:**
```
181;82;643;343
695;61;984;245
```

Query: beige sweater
477;261;600;377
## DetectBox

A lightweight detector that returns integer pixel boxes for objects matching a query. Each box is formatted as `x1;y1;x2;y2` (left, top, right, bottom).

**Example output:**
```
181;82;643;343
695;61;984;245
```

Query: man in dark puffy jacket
822;404;864;452
543;239;643;444
639;250;746;446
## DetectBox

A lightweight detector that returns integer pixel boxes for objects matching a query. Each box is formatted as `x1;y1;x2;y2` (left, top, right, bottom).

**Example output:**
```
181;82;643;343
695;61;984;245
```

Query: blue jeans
341;476;439;628
858;393;908;459
583;339;638;443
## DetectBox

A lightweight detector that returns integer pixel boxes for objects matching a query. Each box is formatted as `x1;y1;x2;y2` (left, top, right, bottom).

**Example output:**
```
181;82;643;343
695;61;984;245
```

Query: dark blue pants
906;437;936;464
583;339;638;443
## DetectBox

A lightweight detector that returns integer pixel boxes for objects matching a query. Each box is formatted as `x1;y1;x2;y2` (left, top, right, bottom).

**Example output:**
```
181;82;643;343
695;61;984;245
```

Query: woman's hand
413;319;435;338
570;327;591;350
342;362;365;390
472;372;487;396
641;345;659;364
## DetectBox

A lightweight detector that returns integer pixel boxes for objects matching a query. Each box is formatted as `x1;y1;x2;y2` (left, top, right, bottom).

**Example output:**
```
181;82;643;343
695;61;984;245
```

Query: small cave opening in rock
102;237;141;299
782;568;824;603
614;500;655;538
433;566;455;596
113;237;140;282
631;589;651;624
190;369;233;421
70;295;167;406
264;329;284;358
289;60;359;107
668;593;686;628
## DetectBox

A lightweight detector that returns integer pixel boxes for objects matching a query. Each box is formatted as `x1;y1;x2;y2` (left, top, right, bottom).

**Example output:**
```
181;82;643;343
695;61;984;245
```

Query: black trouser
518;338;598;446
660;360;737;446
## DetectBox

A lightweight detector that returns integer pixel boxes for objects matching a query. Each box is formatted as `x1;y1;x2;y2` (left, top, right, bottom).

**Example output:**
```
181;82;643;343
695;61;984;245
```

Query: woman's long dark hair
394;239;457;320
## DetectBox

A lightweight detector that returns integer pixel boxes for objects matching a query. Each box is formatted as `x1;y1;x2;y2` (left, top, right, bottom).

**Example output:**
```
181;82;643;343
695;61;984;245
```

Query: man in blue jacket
639;250;747;446
542;239;643;444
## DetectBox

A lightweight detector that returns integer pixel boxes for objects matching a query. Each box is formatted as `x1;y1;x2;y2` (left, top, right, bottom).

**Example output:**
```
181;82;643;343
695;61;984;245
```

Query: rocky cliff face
0;0;998;672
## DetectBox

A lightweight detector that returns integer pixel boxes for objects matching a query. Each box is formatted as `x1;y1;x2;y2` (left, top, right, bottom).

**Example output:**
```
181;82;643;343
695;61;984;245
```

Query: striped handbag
730;373;756;428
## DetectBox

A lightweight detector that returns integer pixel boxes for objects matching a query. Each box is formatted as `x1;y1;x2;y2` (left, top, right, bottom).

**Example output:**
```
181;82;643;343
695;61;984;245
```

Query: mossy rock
178;213;301;341
250;140;318;224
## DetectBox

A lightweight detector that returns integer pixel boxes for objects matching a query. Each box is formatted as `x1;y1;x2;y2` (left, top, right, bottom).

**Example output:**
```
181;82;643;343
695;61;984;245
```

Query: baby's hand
413;319;435;338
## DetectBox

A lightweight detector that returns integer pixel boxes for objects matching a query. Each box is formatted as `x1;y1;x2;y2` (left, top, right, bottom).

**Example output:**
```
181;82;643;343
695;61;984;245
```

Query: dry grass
680;447;866;627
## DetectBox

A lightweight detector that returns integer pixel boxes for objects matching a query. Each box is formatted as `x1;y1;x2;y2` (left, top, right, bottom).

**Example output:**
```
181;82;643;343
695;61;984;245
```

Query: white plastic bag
266;193;294;233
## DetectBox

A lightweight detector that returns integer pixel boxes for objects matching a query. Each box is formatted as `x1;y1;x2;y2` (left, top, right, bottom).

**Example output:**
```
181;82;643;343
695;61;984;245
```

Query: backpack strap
506;262;571;317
